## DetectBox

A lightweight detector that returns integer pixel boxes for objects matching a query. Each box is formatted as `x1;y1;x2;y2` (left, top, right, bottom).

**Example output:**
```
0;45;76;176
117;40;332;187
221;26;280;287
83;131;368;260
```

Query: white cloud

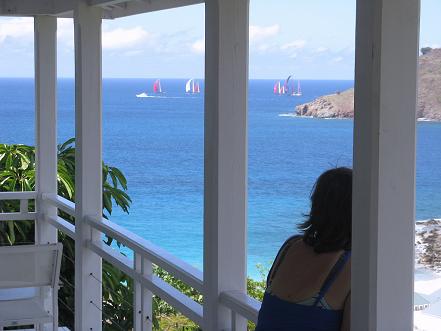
280;40;306;50
102;26;150;50
331;56;344;63
191;39;204;54
122;50;144;57
0;18;33;44
314;46;328;53
249;24;280;43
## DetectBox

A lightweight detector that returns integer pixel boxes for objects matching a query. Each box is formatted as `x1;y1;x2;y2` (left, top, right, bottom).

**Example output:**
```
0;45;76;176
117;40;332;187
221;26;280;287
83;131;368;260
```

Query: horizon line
0;76;355;81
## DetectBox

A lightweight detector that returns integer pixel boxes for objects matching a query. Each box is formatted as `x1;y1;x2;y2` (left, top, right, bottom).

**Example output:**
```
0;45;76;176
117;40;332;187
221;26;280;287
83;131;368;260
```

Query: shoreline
279;113;441;123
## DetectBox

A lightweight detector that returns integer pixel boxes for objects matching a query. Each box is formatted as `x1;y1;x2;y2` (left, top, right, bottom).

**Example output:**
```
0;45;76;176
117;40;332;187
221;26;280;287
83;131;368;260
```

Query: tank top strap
266;235;302;286
313;250;351;307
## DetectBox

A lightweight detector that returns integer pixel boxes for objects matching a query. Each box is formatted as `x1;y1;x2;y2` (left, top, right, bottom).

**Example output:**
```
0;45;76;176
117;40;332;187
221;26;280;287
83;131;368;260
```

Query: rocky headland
416;219;441;273
295;48;441;121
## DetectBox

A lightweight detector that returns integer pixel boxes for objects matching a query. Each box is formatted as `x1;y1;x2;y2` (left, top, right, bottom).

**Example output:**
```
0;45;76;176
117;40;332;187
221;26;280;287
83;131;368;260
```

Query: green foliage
0;139;132;330
421;47;433;55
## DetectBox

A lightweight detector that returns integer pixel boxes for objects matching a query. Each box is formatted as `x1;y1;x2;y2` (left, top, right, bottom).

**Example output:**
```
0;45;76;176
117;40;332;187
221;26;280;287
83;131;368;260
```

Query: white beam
89;0;127;6
34;15;58;331
352;0;420;330
107;0;203;19
0;0;72;16
35;15;57;245
74;1;103;330
203;0;249;330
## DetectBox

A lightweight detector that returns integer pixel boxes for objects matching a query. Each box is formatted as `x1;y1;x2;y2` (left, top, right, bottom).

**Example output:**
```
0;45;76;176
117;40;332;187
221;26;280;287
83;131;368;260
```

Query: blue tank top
255;239;351;331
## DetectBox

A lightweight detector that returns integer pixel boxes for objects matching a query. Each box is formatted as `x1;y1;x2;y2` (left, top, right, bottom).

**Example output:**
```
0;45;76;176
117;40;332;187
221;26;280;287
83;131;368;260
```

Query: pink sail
274;81;280;94
195;81;200;93
153;79;162;93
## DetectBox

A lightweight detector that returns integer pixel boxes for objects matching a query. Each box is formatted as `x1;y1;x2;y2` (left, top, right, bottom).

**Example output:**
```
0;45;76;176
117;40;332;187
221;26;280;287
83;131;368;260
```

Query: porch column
74;1;103;330
35;15;57;246
204;0;249;330
352;0;420;330
34;15;57;331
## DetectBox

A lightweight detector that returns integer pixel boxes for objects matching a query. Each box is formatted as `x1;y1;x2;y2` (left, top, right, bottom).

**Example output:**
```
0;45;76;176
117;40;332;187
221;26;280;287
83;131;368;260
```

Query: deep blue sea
1;78;440;278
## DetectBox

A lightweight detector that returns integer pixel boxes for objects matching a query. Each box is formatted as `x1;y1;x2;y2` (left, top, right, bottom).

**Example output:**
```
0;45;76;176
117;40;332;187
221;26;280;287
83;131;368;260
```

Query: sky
0;0;440;79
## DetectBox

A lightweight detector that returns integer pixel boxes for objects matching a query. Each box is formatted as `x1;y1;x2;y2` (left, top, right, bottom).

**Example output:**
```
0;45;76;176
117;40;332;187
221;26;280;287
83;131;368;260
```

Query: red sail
153;79;161;93
195;82;200;93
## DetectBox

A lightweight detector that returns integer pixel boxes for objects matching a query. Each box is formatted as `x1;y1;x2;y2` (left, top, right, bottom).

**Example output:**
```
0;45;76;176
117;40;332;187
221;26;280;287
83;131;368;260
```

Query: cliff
295;48;441;121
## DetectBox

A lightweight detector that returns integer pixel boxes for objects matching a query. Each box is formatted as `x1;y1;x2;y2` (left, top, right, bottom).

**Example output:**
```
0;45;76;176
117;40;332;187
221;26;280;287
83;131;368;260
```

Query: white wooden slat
46;215;76;240
88;241;204;326
0;192;37;200
0;0;72;16
85;216;203;292
0;212;37;221
134;253;153;331
219;291;260;324
20;199;29;213
42;193;76;217
106;0;204;19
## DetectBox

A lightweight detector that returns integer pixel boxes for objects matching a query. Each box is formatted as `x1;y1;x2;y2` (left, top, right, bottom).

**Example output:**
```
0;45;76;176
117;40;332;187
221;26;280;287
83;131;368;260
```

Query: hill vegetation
296;48;441;121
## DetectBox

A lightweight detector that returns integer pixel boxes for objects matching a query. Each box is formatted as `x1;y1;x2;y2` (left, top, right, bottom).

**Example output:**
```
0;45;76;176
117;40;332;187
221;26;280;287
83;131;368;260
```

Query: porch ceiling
0;0;203;19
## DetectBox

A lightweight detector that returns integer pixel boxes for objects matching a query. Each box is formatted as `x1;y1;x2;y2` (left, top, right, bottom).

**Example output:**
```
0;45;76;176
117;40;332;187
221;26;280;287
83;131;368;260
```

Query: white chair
0;243;62;331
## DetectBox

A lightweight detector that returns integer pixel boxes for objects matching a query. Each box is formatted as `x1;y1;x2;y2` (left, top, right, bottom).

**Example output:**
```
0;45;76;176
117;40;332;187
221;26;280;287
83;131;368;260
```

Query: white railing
220;291;261;324
0;191;37;221
38;193;261;328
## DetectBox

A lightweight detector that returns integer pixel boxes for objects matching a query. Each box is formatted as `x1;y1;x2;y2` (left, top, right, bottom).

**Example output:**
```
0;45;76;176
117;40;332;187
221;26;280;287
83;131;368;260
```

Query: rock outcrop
415;219;441;273
295;48;441;121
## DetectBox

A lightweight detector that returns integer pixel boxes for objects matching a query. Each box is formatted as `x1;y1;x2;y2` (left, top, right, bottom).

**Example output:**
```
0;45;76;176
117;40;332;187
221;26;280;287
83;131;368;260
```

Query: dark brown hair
298;167;352;253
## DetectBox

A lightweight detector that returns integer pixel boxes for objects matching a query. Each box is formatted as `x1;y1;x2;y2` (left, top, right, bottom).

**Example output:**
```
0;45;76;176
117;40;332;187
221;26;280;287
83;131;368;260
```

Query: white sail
186;79;193;93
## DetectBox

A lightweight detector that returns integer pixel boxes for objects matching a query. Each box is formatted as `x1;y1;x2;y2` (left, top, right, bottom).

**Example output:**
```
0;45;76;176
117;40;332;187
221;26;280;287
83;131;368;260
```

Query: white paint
204;0;249;329
88;241;204;325
35;15;57;245
134;253;153;331
352;0;420;329
73;1;103;330
34;16;58;331
84;215;203;292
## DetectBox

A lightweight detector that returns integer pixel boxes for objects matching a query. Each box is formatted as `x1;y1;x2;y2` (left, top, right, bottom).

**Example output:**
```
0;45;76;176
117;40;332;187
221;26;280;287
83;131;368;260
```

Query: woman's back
256;236;351;331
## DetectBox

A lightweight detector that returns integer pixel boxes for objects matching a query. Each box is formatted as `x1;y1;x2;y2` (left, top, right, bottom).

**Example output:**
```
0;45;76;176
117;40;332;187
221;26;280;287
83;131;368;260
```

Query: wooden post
203;0;249;329
352;0;420;329
74;1;103;330
134;253;153;331
34;15;58;331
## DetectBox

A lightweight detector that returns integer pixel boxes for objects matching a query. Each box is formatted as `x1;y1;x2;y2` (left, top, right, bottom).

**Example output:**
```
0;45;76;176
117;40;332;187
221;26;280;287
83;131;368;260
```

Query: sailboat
274;81;283;95
153;79;163;93
291;80;302;96
284;75;292;93
186;79;201;94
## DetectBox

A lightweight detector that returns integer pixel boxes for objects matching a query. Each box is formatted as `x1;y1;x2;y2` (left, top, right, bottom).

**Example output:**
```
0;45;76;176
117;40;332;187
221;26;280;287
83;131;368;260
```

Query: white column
134;253;153;331
74;1;103;330
34;15;58;331
352;0;420;330
35;15;57;245
203;0;249;330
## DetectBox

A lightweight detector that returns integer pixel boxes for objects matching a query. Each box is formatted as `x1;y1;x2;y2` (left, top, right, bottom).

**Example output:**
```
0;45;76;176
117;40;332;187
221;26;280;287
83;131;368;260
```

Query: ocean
1;78;440;278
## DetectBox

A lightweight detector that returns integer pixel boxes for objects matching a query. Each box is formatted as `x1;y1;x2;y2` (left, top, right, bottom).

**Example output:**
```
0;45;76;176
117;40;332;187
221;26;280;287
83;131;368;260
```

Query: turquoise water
1;78;440;278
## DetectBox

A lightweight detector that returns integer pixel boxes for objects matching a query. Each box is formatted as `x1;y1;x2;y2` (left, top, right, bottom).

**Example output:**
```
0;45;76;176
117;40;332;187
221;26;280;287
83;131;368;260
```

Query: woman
256;167;352;331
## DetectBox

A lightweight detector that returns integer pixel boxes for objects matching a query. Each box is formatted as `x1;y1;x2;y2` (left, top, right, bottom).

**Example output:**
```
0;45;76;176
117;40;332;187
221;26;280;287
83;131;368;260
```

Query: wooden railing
0;192;261;329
